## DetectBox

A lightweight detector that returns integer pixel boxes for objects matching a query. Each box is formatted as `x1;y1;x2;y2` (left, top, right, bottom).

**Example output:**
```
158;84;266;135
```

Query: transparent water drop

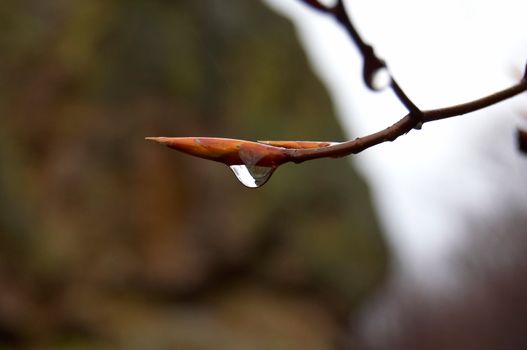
229;164;275;188
370;67;392;90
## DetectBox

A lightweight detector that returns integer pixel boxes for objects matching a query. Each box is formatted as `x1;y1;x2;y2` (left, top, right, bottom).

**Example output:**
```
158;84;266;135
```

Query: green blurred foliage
0;0;387;348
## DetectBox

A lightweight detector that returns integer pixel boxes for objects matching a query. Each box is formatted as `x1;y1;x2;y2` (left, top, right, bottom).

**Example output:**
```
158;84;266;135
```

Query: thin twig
423;81;527;122
287;78;527;163
391;79;422;117
299;0;421;117
288;0;527;162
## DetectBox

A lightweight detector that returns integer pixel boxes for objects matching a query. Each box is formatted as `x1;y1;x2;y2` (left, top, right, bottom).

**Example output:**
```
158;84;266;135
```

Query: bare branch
146;77;527;166
423;80;527;122
287;78;527;163
301;0;424;118
146;2;527;187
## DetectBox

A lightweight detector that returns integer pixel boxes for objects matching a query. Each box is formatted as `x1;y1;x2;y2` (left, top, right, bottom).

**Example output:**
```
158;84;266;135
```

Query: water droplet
370;67;392;90
229;164;275;188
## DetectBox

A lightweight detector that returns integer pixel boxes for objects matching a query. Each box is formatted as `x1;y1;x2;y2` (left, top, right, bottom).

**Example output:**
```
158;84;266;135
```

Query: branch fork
147;0;527;186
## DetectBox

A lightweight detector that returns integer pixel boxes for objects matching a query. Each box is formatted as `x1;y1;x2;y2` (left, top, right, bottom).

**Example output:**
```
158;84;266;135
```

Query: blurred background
0;1;387;349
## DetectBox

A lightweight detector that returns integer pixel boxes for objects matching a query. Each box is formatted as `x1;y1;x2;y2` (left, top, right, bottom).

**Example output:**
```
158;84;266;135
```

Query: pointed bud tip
145;137;170;145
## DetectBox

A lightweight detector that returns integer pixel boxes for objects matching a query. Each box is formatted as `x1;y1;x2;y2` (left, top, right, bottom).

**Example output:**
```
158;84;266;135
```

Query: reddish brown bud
145;137;290;167
146;137;342;187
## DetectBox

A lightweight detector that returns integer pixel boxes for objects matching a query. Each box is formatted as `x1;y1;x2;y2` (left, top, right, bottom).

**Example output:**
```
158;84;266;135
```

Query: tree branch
287;78;527;163
146;76;527;168
146;1;527;187
423;80;527;122
299;0;421;117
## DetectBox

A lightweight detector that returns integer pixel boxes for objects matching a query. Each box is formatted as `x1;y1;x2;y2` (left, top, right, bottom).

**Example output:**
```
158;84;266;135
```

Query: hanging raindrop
229;164;275;188
370;67;392;90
